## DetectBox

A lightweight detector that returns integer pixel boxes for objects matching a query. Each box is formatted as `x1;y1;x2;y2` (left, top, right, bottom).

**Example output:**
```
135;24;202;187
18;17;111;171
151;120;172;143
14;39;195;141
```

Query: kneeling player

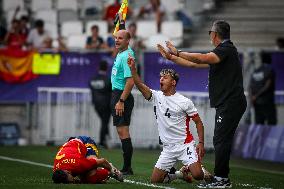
128;56;212;183
52;136;123;184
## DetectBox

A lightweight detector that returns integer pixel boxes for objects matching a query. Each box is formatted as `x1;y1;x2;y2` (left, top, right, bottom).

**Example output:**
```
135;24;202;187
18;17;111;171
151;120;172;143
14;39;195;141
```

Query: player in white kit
127;55;209;183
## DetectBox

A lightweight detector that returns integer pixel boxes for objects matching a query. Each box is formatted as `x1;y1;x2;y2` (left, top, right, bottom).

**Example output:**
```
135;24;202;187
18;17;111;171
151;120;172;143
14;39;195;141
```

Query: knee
117;128;130;139
150;177;163;183
191;170;204;181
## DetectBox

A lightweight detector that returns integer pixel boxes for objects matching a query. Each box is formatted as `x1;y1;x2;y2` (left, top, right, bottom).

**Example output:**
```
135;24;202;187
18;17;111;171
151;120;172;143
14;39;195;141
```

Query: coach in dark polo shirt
157;20;247;188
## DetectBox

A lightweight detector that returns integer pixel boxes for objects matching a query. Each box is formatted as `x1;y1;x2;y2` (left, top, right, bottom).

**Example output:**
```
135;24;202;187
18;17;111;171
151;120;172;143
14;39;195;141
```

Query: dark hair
20;15;28;22
52;170;69;184
68;137;76;141
99;60;108;71
91;25;99;31
35;19;44;28
211;20;230;40
160;69;179;85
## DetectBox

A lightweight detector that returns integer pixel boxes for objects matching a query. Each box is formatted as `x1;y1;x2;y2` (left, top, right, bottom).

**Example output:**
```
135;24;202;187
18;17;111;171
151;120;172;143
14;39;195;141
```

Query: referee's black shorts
111;90;134;127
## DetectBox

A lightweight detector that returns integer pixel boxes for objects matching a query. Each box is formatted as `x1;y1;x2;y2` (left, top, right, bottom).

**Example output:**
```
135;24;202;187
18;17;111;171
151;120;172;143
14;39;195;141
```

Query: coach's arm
127;55;152;100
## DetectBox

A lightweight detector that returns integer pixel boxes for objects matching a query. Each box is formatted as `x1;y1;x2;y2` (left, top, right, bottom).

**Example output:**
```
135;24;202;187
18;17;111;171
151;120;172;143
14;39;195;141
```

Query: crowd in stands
0;0;240;53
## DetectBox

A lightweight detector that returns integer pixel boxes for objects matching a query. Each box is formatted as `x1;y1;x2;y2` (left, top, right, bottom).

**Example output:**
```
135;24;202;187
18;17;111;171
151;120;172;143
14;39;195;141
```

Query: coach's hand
115;101;124;116
165;41;178;56
157;44;172;60
196;142;205;160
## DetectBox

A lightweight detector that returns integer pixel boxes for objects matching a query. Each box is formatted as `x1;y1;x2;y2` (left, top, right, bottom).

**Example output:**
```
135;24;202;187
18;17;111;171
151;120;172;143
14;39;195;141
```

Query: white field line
230;163;284;176
0;155;175;189
206;160;284;175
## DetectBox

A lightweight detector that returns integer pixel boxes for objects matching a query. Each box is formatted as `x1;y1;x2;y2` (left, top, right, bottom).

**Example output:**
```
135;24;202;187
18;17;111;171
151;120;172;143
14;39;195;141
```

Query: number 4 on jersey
164;108;171;118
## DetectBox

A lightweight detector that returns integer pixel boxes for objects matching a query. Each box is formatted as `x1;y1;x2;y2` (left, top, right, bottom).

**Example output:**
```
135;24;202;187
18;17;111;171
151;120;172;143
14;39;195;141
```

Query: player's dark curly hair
160;69;180;85
52;169;69;184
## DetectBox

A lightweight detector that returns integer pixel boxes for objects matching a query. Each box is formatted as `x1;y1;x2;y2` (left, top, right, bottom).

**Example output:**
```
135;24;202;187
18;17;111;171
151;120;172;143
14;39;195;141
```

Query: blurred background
0;0;283;163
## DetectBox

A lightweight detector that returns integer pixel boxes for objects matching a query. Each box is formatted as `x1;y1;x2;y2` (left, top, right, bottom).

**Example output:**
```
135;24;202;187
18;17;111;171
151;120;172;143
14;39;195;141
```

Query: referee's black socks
121;137;133;171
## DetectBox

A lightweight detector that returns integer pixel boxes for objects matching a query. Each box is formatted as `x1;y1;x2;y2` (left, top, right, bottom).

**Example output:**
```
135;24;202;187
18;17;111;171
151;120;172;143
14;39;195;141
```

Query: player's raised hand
157;44;172;60
127;53;136;72
165;41;178;56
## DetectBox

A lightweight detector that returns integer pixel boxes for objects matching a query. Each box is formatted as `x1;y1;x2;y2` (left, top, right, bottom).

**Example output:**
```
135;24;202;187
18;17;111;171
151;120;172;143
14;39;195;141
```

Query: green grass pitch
0;146;283;189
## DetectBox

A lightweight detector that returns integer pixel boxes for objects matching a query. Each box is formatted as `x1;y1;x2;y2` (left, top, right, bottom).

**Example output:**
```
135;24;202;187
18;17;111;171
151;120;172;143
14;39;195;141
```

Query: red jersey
53;139;97;175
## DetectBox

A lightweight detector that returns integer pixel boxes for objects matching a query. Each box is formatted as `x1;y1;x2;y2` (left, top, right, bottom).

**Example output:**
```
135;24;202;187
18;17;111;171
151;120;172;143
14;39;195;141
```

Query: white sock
175;171;183;179
163;173;178;183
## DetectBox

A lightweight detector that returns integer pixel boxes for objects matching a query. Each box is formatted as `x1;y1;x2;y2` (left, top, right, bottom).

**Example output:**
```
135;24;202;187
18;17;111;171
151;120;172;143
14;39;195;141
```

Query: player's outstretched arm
127;55;152;100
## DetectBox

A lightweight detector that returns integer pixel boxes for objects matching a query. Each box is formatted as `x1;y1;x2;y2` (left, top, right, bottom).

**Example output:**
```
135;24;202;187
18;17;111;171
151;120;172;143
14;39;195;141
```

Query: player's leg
84;168;109;184
179;142;204;181
151;167;168;183
152;145;177;183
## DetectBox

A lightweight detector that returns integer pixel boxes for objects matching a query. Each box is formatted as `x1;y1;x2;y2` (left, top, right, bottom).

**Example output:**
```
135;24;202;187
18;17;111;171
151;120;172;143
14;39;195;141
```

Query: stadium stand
2;0;24;11
189;0;284;49
67;34;88;49
30;0;53;12
61;21;83;37
34;9;57;25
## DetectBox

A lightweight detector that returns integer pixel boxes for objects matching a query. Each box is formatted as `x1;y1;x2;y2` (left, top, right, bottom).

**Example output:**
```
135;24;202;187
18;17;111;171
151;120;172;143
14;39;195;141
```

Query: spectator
103;0;121;22
19;15;29;38
4;19;26;49
128;22;145;51
249;52;277;125
0;24;7;45
85;25;106;50
138;0;166;33
276;37;284;49
89;60;112;148
27;19;51;50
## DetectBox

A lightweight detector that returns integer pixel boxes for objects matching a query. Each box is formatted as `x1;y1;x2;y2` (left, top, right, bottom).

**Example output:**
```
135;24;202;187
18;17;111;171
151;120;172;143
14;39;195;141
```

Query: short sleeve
184;99;198;117
212;45;228;62
122;57;132;78
148;89;158;103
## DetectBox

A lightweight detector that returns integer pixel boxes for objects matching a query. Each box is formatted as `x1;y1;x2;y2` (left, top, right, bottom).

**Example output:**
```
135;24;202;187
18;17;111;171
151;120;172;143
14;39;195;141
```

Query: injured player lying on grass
52;136;123;184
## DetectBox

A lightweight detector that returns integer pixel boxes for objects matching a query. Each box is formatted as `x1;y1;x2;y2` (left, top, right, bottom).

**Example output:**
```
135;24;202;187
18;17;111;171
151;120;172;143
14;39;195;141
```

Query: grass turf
0;146;283;189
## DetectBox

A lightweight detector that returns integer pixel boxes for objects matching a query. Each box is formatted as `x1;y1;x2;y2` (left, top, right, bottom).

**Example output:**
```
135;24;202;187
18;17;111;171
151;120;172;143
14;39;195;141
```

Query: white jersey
149;90;198;145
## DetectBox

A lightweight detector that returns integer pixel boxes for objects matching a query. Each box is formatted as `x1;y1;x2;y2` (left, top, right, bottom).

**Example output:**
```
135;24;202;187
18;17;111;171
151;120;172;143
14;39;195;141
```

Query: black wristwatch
177;50;182;57
119;98;125;103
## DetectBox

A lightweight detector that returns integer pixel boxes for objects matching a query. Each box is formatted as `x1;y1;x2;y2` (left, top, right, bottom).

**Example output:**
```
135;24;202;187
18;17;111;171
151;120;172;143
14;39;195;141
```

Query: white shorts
155;141;198;172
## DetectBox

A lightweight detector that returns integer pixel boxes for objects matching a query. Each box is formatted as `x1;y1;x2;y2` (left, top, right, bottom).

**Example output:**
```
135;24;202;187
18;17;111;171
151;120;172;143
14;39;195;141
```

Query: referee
157;20;247;188
111;15;135;175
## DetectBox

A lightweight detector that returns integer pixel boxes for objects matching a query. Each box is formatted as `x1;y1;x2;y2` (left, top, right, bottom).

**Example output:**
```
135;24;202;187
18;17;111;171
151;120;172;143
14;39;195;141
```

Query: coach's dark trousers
213;96;247;178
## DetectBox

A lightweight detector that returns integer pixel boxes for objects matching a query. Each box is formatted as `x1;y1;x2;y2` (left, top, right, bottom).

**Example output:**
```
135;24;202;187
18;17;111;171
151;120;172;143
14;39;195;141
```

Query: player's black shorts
111;89;134;127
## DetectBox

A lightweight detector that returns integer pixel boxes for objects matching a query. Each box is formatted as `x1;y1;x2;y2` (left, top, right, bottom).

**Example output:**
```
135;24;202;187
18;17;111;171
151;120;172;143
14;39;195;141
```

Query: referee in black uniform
157;20;247;188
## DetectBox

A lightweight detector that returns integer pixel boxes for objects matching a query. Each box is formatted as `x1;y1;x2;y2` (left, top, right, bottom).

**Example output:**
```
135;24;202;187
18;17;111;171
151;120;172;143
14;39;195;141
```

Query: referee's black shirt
209;40;245;107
